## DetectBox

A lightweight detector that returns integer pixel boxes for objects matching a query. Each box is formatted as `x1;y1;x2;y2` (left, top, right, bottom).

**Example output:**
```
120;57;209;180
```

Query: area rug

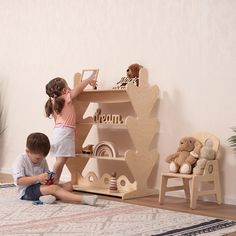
0;187;236;236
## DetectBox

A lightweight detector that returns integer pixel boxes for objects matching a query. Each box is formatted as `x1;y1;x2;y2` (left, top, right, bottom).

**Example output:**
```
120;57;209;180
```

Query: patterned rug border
153;218;236;236
0;187;236;236
0;183;15;188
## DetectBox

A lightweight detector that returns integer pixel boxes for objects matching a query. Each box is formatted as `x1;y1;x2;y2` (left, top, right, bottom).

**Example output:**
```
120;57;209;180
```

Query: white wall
0;0;236;204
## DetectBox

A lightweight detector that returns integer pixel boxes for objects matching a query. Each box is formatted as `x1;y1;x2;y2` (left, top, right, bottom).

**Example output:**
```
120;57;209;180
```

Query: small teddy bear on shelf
113;63;143;89
165;136;202;174
126;63;143;80
193;139;215;175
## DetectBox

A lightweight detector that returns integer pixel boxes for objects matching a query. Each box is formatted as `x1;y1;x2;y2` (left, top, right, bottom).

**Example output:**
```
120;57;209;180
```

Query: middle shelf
77;123;127;129
76;154;125;161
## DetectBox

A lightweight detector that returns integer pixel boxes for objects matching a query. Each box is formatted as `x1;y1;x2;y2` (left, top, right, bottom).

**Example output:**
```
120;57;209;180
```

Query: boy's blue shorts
21;183;43;201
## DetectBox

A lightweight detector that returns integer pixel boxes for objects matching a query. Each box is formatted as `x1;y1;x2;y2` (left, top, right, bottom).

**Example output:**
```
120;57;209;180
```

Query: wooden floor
1;173;236;235
101;194;236;219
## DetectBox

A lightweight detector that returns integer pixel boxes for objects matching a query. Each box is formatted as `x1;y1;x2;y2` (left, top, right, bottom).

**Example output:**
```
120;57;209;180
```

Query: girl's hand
89;77;97;87
70;71;98;99
88;72;97;88
38;173;49;185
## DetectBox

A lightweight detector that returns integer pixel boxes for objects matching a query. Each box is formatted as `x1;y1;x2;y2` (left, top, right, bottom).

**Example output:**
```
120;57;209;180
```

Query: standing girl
45;74;97;183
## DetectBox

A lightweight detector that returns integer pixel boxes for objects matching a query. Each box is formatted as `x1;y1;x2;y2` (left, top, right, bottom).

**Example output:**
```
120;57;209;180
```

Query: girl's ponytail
53;97;65;114
45;77;67;118
44;97;65;118
45;98;53;117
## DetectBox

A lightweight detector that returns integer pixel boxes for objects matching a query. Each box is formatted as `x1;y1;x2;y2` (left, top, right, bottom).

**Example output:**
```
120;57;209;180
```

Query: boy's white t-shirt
13;153;49;198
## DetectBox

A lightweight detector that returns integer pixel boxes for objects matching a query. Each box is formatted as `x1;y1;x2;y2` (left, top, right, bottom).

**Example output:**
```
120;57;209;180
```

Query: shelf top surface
82;89;127;93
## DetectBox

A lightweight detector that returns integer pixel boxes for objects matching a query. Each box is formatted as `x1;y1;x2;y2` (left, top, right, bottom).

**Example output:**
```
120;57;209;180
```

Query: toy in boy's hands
46;171;55;185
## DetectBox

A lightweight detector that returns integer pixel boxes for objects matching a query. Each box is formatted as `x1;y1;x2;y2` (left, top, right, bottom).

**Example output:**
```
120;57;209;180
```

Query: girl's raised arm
70;72;97;100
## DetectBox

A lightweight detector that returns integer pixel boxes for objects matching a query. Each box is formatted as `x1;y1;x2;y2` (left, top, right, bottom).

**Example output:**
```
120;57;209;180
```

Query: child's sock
39;195;56;204
81;195;98;206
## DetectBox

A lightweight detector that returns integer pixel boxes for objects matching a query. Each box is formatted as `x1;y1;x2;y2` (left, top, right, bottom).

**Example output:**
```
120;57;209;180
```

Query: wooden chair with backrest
159;132;222;209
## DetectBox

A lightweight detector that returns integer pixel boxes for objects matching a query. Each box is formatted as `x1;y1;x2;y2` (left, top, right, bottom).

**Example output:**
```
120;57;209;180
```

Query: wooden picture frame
81;69;99;90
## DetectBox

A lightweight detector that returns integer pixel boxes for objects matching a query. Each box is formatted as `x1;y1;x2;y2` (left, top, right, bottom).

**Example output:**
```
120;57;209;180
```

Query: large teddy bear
165;137;202;174
193;139;215;175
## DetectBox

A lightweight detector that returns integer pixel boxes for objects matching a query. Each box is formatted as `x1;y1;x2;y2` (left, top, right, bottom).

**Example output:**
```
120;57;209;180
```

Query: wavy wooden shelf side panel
125;149;159;187
126;68;159;118
126;117;159;154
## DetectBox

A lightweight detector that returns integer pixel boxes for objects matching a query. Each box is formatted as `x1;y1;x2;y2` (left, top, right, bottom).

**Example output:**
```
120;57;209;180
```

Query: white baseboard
0;168;71;182
166;192;236;206
223;196;236;205
0;167;13;174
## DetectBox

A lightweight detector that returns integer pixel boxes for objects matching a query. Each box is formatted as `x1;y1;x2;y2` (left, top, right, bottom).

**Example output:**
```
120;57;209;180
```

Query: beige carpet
1;186;236;236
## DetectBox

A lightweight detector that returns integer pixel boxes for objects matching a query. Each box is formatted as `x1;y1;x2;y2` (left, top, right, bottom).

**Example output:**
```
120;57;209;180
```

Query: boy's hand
38;173;49;185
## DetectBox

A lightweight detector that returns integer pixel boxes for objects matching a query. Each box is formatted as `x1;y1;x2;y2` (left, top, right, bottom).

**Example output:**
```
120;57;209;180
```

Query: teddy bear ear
193;140;202;155
128;63;144;78
205;138;213;148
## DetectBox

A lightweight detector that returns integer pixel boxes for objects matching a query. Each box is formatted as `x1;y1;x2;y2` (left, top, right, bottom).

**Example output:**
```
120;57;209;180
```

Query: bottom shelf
73;185;159;200
73;185;124;198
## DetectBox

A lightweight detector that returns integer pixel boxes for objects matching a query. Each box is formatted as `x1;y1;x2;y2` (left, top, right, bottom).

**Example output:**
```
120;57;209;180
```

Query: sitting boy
13;132;97;205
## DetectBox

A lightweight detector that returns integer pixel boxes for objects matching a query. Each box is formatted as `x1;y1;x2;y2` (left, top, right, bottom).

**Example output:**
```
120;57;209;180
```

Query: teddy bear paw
169;162;179;173
180;163;192;174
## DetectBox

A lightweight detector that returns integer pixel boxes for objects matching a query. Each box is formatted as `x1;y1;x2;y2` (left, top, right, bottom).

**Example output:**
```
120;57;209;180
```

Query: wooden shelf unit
66;68;160;199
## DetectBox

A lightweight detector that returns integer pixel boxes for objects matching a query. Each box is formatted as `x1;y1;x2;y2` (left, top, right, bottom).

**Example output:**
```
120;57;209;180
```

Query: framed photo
81;69;99;90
